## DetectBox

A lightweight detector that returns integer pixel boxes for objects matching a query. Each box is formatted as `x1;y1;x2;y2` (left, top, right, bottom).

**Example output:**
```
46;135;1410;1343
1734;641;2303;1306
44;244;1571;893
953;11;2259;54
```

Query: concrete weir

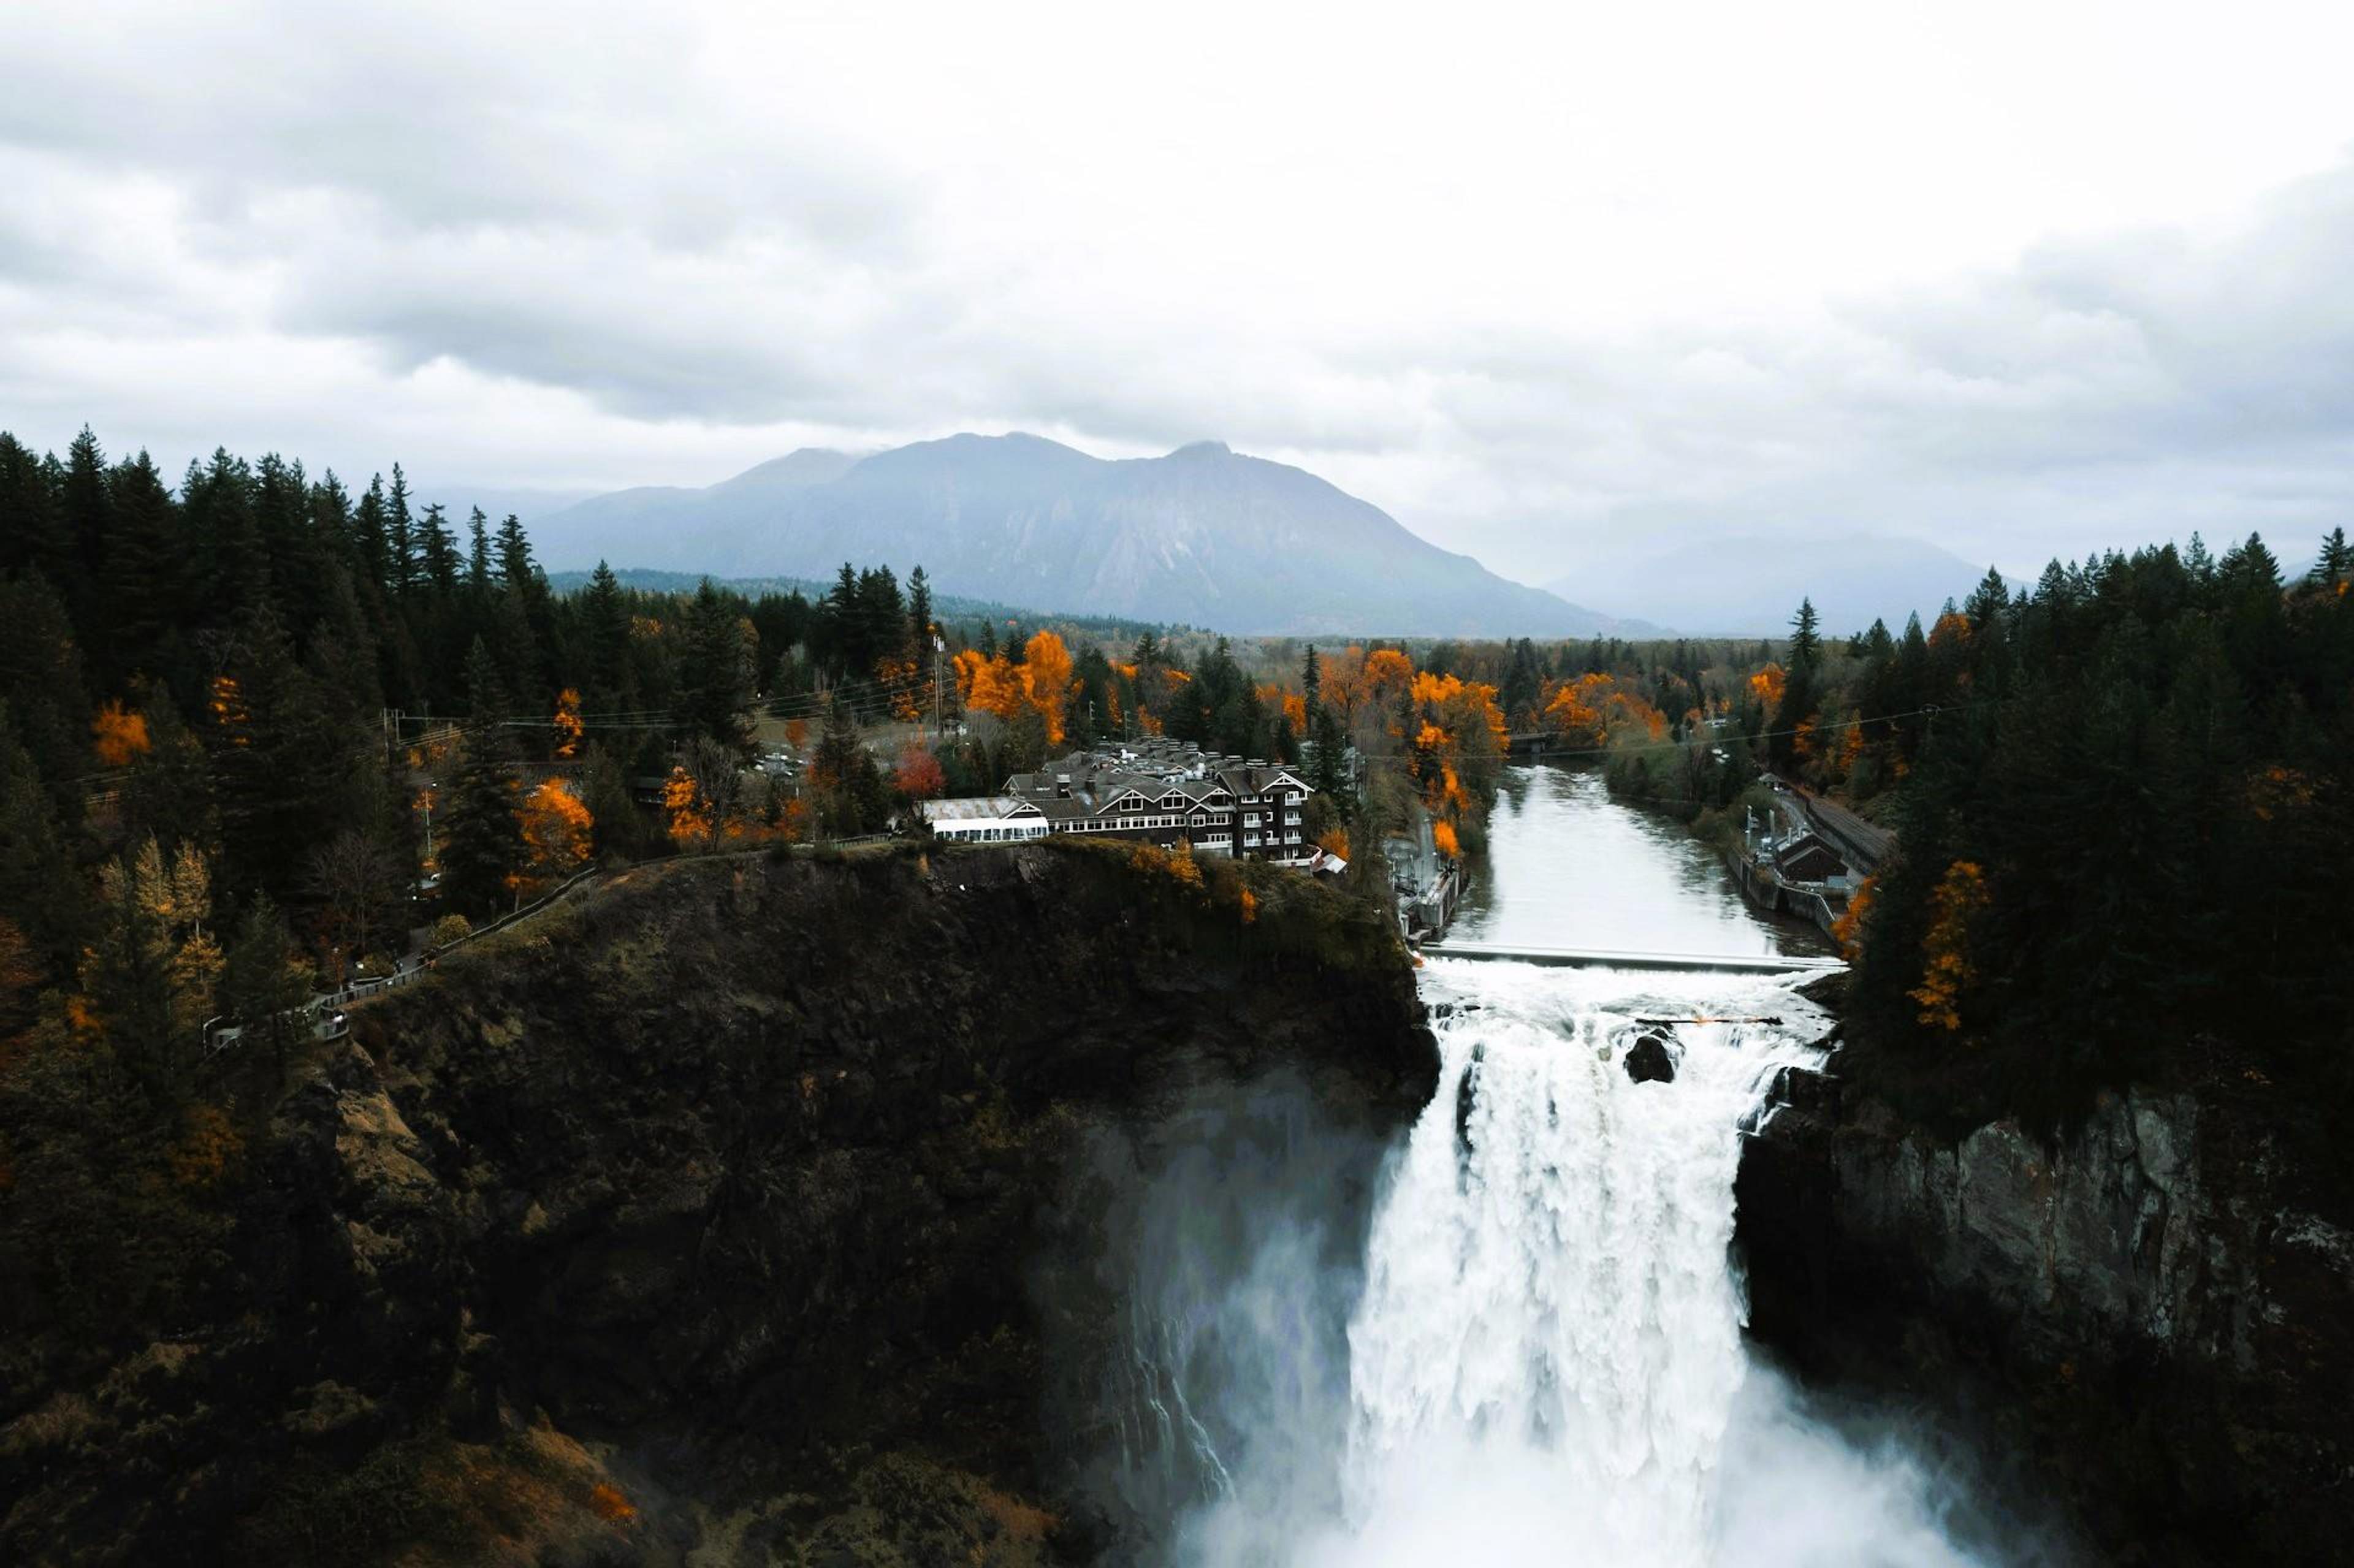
1420;940;1846;976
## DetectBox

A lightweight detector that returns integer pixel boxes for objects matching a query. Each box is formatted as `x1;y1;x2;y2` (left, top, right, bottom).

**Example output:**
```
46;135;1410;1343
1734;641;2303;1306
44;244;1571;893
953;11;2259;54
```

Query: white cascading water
1127;771;2016;1566
1335;961;1827;1565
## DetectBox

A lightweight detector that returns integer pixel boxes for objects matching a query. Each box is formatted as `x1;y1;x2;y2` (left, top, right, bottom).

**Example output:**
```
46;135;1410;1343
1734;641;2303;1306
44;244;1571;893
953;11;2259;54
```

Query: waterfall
1107;956;2009;1566
1336;961;1826;1565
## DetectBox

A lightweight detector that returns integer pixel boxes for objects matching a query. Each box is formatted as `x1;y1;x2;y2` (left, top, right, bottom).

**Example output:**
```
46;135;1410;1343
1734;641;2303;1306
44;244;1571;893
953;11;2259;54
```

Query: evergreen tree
120;693;219;863
60;425;110;620
466;508;494;598
437;733;525;919
462;635;509;724
808;695;887;835
104;451;181;682
677;580;756;755
906;565;933;652
1787;598;1822;672
187;447;267;619
580;561;632;704
0;706;89;969
417;503;460;596
354;473;391;590
386;463;416;596
208;609;348;905
2313;526;2351;588
495;512;535;590
220;892;314;1084
0;431;68;584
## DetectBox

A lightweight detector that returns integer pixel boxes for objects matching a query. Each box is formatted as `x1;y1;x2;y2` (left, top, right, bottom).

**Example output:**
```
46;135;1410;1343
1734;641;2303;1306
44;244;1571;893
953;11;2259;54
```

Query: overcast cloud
4;0;2353;584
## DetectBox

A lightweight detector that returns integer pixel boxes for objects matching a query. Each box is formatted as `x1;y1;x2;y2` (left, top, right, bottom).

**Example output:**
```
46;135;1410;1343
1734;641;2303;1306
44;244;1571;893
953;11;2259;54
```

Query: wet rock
1623;1033;1677;1084
1739;1067;2354;1562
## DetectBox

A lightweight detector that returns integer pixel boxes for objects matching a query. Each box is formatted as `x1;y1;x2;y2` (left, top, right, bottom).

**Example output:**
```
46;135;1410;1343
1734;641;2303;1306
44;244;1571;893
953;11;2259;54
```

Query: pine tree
0;705;90;968
354;474;391;590
809;694;885;835
678;580;755;755
220;892;314;1084
0;432;68;584
101;452;181;688
386;464;416;596
906;565;934;653
462;635;509;724
2314;527;2351;588
60;425;110;620
417;503;460;596
121;693;219;864
580;561;631;704
188;447;267;620
437;733;525;919
467;508;494;598
494;512;535;591
208;608;347;904
1788;598;1823;672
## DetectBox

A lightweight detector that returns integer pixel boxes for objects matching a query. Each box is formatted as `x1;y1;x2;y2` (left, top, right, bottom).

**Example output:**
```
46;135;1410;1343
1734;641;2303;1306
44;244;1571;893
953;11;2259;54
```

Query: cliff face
0;843;1433;1566
1739;1062;2354;1562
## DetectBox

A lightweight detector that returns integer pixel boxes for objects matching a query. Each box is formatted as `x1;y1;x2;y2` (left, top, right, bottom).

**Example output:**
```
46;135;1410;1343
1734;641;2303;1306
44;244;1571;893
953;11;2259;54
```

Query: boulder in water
1624;1033;1677;1084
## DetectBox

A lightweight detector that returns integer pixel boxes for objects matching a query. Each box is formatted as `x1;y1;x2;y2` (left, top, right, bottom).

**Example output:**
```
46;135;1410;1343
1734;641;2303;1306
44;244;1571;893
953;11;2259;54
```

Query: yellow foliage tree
1830;873;1876;961
92;701;151;766
1910;860;1990;1030
1542;672;1665;750
661;766;711;848
551;688;584;759
954;631;1078;744
519;779;595;891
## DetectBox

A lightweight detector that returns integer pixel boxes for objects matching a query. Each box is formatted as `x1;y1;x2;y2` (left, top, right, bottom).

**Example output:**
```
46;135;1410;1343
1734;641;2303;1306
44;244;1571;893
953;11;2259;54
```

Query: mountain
532;433;1646;637
1547;533;2001;638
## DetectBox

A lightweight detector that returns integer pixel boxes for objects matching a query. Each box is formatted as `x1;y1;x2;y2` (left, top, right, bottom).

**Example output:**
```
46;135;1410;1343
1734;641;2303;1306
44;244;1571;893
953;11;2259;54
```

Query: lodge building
920;739;1322;866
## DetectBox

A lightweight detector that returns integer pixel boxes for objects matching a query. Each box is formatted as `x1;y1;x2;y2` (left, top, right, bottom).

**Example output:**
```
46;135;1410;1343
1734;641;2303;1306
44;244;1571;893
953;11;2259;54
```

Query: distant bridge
1420;940;1845;975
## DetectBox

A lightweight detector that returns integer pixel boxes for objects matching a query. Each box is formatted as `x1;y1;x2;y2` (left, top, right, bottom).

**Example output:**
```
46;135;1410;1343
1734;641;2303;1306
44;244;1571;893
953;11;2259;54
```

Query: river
1088;765;2018;1566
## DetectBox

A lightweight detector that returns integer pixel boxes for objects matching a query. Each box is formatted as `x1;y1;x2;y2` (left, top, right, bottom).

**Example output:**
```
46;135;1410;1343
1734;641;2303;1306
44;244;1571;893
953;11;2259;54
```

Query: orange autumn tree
551;688;584;758
1259;682;1308;734
1021;631;1075;744
92;701;151;767
1406;670;1507;857
1909;860;1991;1030
661;766;712;848
954;630;1078;745
1830;873;1876;961
1541;673;1667;750
877;655;926;723
518;779;594;891
1746;662;1787;714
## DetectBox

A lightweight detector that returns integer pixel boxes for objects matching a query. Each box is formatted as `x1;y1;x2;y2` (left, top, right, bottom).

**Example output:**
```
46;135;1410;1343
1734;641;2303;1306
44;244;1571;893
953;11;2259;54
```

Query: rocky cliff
1739;1047;2354;1562
0;842;1433;1566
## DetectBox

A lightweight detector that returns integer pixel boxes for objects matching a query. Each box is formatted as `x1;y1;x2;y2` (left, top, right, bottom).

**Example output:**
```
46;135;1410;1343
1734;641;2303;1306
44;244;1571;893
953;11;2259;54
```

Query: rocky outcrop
0;842;1433;1566
1622;1033;1677;1084
1740;1064;2354;1563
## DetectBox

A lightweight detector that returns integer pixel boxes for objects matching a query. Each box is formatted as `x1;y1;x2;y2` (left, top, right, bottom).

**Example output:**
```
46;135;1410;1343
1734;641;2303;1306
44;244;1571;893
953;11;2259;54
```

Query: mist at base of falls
1057;771;2062;1566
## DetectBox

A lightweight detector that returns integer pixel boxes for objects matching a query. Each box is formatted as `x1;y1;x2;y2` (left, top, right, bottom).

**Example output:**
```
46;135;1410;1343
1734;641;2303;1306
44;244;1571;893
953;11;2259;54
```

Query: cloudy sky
5;0;2353;584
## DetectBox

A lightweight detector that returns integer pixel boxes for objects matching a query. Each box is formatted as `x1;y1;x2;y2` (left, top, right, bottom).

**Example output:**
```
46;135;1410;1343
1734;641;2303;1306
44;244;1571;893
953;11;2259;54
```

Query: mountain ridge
532;433;1659;638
